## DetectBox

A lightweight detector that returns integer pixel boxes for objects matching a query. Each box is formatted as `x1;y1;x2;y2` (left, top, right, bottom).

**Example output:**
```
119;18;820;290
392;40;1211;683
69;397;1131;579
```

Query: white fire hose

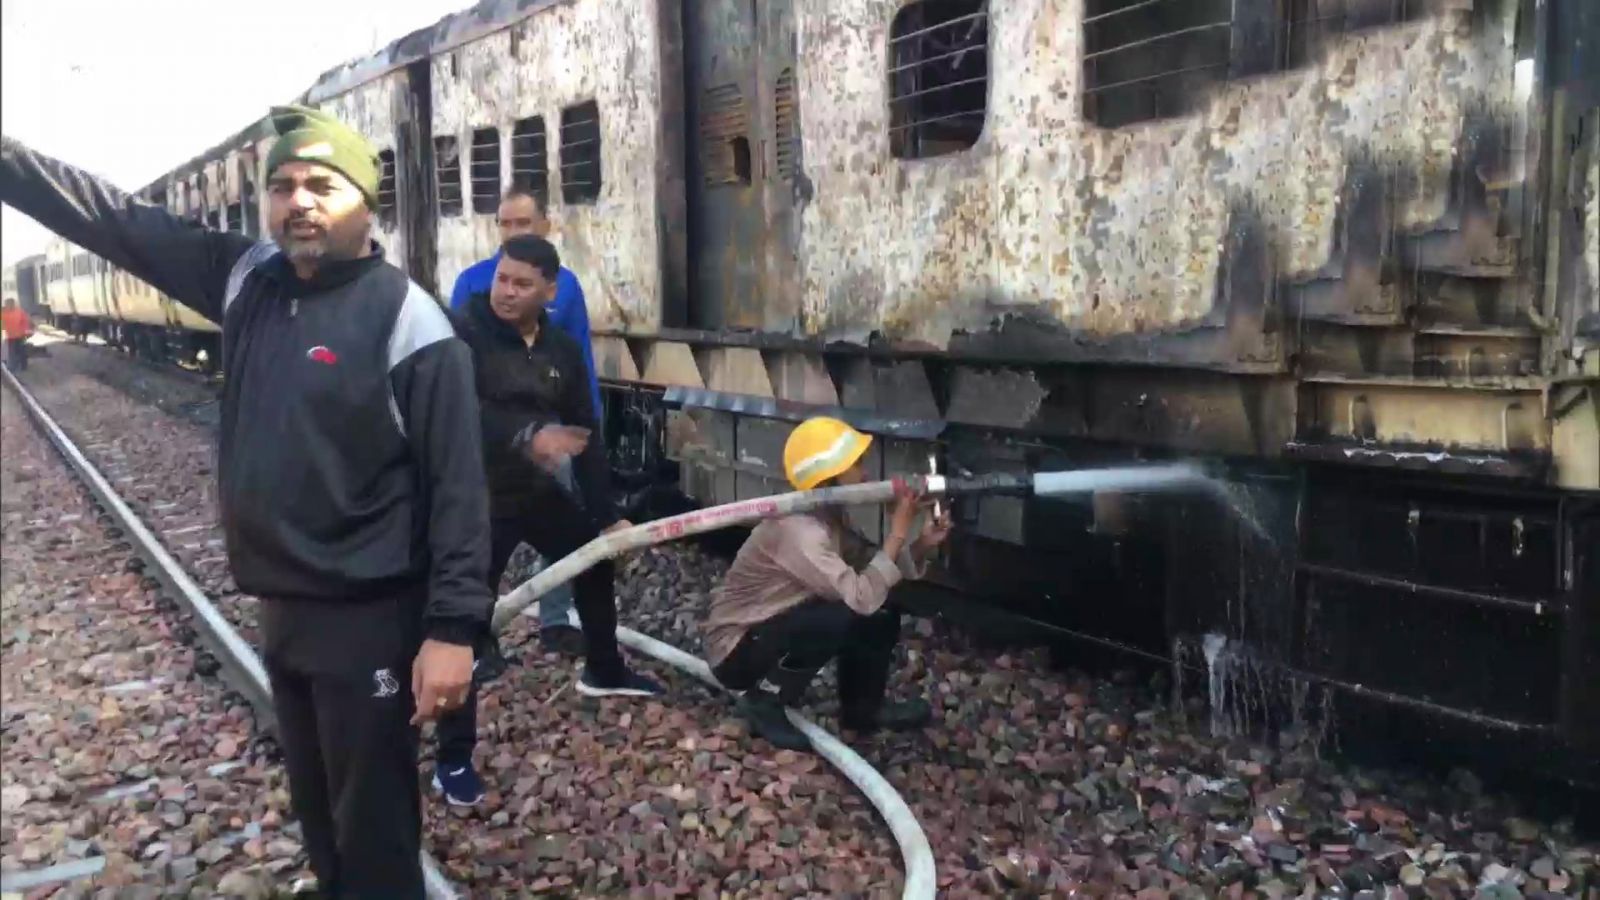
493;462;1210;900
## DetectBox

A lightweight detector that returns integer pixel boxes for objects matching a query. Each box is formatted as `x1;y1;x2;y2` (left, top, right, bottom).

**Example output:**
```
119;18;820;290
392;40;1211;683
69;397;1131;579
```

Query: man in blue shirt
450;184;595;658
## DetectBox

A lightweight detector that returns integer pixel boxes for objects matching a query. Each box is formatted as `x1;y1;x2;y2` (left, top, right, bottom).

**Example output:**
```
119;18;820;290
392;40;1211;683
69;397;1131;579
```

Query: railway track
6;344;1597;899
3;346;912;898
2;366;458;898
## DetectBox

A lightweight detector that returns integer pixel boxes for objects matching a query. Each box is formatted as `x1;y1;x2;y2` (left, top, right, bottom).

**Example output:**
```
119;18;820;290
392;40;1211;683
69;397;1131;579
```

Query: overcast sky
1;0;469;266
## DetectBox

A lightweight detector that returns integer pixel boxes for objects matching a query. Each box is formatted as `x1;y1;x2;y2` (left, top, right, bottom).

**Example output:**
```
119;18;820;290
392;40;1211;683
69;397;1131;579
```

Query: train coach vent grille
435;135;463;218
701;84;751;187
511;116;549;199
775;68;799;179
560;101;603;205
470;127;502;215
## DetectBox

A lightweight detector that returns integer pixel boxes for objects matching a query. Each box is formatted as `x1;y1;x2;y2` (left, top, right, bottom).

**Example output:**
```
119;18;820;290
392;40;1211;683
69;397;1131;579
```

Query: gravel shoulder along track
8;343;1599;899
2;385;304;898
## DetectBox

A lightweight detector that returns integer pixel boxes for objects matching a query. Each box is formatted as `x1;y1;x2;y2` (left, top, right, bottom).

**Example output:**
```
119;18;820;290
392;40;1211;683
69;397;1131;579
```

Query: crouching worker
703;417;951;750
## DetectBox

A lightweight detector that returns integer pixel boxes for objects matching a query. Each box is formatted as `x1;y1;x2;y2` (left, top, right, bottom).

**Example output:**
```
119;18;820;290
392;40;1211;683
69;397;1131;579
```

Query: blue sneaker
431;761;485;807
576;666;665;698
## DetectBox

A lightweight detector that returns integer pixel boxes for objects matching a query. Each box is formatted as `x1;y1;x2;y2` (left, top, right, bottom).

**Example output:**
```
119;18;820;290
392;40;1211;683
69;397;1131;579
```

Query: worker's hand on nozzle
914;509;953;556
525;424;590;473
888;480;924;543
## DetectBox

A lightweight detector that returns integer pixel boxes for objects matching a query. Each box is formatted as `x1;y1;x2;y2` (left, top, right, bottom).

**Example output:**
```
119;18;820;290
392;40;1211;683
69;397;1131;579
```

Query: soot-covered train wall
789;0;1517;352
317;0;680;328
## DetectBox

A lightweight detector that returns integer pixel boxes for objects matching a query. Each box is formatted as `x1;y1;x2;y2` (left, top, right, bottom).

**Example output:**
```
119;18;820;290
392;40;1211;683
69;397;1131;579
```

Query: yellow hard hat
783;417;873;490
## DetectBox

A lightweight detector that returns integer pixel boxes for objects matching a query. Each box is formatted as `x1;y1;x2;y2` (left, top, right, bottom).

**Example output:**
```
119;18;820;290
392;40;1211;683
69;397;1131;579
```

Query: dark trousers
4;339;26;372
711;598;901;726
436;488;623;765
262;592;426;900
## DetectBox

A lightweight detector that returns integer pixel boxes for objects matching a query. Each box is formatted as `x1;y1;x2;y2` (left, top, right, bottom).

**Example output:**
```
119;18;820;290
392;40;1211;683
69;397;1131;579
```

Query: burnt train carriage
54;0;1599;780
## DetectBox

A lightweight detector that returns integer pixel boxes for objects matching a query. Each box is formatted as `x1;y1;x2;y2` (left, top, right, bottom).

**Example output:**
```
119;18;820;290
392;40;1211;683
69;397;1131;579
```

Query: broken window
560;101;602;205
775;68;799;179
701;84;752;187
377;149;398;227
470;127;502;214
1082;0;1234;128
888;0;989;160
435;135;463;218
510;116;549;198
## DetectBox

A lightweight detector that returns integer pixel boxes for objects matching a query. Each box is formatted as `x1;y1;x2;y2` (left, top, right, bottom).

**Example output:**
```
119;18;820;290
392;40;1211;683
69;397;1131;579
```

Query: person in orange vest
2;297;33;373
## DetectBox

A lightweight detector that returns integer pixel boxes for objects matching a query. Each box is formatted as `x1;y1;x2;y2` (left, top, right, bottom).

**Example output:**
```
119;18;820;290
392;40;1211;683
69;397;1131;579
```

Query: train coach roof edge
298;0;575;106
136;117;276;198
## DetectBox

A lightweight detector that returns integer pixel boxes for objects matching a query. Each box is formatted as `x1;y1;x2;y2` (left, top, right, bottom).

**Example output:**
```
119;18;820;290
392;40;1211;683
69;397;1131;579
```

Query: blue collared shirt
449;250;603;423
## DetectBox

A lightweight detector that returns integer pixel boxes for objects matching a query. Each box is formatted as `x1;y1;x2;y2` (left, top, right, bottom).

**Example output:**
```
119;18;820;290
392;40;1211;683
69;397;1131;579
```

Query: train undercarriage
599;368;1600;798
47;315;220;374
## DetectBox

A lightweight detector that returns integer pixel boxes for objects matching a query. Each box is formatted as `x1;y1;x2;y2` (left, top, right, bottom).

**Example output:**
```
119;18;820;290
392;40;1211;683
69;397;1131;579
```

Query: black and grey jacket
452;292;617;526
0;136;491;645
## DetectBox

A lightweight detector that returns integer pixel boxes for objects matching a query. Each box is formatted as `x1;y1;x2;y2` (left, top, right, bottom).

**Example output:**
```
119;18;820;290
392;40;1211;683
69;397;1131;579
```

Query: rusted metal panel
787;1;1516;355
420;0;670;330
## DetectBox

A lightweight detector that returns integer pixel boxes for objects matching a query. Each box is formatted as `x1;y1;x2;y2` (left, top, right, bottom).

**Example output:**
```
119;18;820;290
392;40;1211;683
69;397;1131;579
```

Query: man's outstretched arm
0;135;257;324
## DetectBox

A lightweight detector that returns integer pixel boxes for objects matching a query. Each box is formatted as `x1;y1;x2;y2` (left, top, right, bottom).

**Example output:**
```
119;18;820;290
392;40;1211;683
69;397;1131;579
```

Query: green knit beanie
264;104;381;210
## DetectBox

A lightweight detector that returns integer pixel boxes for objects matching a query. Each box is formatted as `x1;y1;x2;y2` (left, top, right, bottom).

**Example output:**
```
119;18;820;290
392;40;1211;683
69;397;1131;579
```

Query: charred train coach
50;0;1600;780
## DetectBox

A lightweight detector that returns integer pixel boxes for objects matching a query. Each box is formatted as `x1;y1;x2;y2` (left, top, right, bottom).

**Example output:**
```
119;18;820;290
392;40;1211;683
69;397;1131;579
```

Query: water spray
491;461;1213;630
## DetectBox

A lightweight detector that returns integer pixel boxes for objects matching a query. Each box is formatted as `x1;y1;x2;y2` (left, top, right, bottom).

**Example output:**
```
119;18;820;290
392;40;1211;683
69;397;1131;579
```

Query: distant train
2;253;48;322
17;0;1600;783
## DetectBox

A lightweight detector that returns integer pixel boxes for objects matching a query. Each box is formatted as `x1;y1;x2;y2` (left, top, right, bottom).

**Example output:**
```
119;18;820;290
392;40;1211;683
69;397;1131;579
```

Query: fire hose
492;462;1211;900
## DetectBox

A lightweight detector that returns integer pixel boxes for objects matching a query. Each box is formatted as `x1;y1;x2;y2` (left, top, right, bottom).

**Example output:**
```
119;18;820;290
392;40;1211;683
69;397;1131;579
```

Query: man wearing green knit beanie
264;104;386;275
1;102;493;899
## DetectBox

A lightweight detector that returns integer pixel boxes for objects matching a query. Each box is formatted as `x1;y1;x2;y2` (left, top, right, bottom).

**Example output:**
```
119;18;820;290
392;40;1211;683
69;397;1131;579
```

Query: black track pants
262;592;426;900
436;487;623;765
711;597;901;726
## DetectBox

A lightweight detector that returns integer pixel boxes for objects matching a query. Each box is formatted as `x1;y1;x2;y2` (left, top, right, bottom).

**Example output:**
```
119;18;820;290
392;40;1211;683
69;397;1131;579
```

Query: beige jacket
703;509;925;666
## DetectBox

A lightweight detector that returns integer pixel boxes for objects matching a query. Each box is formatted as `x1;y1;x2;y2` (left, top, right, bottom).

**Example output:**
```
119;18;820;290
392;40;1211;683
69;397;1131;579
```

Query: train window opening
888;0;989;160
1283;0;1428;68
470;127;502;215
775;68;799;179
377;149;399;227
701;84;752;187
435;134;464;218
1082;0;1234;128
560;101;603;205
510;116;549;199
242;179;259;237
226;203;243;232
